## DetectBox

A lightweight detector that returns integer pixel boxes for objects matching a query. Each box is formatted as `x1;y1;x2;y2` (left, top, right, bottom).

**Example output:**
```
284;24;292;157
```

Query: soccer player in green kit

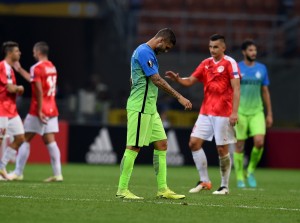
234;39;273;188
116;28;192;199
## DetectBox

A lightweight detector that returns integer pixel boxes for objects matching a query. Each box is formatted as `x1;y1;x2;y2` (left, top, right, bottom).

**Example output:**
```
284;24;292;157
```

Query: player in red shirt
8;42;63;182
166;34;241;195
0;41;25;180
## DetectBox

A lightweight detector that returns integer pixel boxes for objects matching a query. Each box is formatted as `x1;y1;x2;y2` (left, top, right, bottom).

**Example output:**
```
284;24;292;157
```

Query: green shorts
235;111;266;140
126;110;167;147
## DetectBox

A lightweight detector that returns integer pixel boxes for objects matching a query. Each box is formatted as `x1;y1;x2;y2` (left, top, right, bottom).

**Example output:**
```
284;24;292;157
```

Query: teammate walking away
233;39;273;188
9;42;63;182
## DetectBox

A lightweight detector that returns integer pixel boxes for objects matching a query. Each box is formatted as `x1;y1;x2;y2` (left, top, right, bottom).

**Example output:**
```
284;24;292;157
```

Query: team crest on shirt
255;71;262;79
217;66;224;73
148;60;153;67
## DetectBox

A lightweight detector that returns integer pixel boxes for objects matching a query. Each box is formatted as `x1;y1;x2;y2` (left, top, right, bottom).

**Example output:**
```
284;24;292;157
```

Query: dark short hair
210;34;225;43
241;39;256;50
155;28;176;46
2;41;19;57
34;41;49;55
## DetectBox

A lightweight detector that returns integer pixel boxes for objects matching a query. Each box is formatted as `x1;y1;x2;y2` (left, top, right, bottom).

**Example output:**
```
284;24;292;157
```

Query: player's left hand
16;85;24;95
266;114;273;128
13;61;22;72
229;113;238;126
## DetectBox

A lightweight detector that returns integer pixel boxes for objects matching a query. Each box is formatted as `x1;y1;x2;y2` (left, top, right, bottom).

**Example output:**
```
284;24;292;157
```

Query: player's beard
154;47;165;55
246;54;256;62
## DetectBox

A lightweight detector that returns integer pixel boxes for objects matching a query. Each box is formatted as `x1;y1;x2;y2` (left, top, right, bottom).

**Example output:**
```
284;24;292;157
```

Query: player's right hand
38;111;48;124
178;96;192;110
165;71;179;82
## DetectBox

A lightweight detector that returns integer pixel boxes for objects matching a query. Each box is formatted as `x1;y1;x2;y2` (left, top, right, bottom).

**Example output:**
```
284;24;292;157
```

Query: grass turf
0;164;299;223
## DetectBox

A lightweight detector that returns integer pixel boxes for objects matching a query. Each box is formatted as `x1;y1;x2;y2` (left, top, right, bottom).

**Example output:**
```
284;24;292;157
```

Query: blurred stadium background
0;0;299;168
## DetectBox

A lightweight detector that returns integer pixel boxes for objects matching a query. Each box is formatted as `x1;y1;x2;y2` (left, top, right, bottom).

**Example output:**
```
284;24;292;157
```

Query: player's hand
38;111;48;124
16;85;24;95
229;113;238;126
13;61;22;72
165;71;179;82
266;114;273;128
178;96;192;110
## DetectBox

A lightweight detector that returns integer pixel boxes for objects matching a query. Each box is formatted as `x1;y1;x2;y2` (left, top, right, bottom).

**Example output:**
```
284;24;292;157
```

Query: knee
189;140;200;151
15;135;25;147
217;146;228;157
160;141;168;151
154;140;168;151
254;139;264;148
254;141;264;148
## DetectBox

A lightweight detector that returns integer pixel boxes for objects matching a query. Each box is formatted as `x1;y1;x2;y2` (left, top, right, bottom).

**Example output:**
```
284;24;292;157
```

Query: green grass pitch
0;164;299;223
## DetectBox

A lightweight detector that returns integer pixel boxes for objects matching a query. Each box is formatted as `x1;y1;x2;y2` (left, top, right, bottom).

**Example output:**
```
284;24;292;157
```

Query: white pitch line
1;194;300;212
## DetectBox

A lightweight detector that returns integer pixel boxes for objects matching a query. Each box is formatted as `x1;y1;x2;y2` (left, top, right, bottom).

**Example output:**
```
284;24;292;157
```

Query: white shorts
0;117;9;138
191;114;237;146
7;115;25;136
24;114;59;135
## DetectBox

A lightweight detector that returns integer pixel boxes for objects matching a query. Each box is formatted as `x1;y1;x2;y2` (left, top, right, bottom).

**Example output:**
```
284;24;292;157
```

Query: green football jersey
126;43;159;114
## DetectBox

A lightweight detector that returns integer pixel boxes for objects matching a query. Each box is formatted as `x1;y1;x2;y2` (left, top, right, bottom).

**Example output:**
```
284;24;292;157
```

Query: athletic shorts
235;111;266;140
126;110;167;147
191;114;237;146
0;117;8;138
7;115;25;136
24;114;59;135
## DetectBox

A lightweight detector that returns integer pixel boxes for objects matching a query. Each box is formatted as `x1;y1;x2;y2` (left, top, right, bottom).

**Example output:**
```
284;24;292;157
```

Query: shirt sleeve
227;59;241;79
138;50;159;77
191;61;204;82
261;65;270;86
30;66;42;83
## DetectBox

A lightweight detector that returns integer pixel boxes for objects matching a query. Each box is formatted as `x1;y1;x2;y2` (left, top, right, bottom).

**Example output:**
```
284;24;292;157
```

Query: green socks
247;147;264;174
153;150;167;191
117;149;138;191
233;152;244;181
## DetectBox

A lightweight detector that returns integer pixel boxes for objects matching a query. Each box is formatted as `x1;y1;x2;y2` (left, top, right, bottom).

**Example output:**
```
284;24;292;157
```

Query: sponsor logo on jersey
255;71;261;79
86;128;117;164
217;66;224;73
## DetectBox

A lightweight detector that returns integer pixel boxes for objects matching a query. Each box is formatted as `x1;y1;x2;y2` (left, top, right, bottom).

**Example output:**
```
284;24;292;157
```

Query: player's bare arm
34;81;47;124
150;73;192;110
13;61;31;82
262;86;273;128
230;78;240;126
165;71;197;87
6;84;24;95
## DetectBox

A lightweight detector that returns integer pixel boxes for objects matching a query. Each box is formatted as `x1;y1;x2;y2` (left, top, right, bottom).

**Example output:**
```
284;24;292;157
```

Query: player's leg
189;115;213;193
9;114;42;180
234;140;246;188
42;133;63;182
151;112;185;199
233;113;248;188
0;116;24;179
9;132;36;180
42;116;63;182
189;137;212;193
116;110;145;199
212;116;236;195
247;112;266;187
